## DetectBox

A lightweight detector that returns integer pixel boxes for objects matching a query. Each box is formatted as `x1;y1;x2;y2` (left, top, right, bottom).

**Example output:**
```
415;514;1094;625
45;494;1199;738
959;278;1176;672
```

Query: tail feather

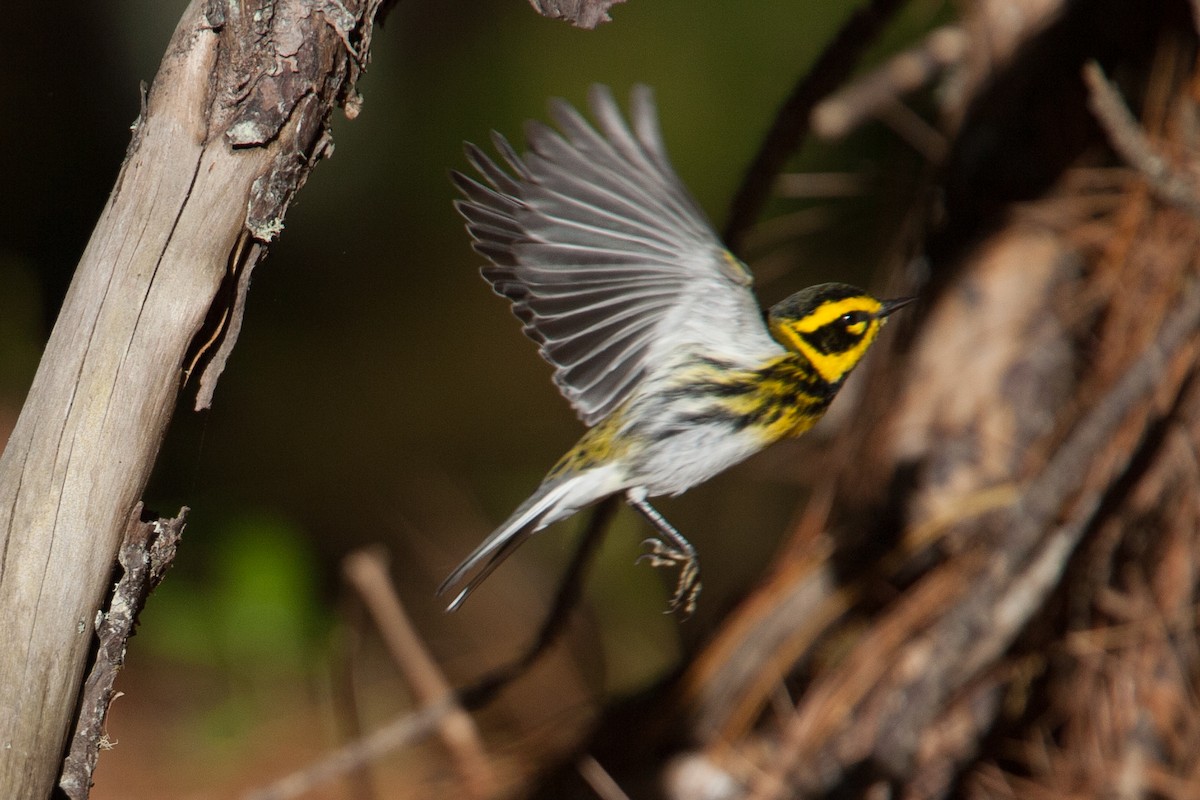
438;477;590;611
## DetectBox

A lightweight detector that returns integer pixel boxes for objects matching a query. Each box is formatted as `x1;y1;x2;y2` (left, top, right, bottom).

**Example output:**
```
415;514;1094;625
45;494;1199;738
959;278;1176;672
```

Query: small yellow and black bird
440;85;911;615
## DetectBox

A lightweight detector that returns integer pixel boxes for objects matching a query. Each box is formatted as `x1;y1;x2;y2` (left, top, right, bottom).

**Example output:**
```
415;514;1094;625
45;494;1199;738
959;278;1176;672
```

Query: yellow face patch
802;326;881;382
771;295;886;384
792;296;883;333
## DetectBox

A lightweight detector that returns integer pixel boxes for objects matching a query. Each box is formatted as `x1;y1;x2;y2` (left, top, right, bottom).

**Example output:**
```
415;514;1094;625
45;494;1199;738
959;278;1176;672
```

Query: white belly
628;420;768;497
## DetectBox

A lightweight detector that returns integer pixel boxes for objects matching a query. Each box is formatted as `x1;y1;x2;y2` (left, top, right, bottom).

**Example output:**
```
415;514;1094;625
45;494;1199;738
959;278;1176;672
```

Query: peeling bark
58;505;185;800
525;0;625;29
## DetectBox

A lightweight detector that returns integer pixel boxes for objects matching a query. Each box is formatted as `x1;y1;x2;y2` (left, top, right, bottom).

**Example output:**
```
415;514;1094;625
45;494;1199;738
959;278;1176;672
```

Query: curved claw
625;493;702;618
636;537;674;568
635;536;701;618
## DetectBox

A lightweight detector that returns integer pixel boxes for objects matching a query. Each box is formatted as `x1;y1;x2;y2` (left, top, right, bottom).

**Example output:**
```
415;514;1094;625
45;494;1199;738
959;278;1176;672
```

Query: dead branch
577;754;633;800
343;548;494;798
812;25;966;140
1084;60;1200;217
244;700;455;800
0;1;383;796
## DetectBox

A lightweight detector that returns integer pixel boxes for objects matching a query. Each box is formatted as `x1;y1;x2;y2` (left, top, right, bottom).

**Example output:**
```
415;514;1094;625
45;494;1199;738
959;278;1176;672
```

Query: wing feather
453;85;776;424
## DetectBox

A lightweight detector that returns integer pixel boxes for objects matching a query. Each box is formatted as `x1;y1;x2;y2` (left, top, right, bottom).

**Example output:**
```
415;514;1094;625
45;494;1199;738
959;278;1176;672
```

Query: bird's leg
625;490;700;617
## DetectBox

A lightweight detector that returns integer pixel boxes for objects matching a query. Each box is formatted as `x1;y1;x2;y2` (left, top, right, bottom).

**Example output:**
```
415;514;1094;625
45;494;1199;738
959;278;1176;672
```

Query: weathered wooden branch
0;1;381;796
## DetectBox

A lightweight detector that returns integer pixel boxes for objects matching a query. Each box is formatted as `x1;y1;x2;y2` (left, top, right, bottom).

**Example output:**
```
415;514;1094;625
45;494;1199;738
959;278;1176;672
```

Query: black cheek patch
802;325;860;355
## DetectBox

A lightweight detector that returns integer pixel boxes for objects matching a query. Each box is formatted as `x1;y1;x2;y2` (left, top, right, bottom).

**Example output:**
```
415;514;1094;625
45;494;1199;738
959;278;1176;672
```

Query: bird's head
768;282;913;384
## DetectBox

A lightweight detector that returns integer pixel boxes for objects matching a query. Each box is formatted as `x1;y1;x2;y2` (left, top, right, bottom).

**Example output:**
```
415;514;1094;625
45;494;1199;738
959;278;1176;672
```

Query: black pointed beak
878;296;915;319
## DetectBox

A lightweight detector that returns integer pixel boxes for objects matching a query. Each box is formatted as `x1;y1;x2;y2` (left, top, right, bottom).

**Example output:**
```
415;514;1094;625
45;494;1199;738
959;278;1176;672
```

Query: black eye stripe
797;309;875;355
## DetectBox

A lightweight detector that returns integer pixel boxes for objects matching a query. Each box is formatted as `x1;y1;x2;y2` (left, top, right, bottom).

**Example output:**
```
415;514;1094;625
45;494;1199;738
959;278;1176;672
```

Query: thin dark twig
459;495;618;708
723;0;910;254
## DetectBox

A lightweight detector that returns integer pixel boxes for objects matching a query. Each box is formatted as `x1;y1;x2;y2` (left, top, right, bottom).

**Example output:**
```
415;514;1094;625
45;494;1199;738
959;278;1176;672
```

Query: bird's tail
437;469;617;611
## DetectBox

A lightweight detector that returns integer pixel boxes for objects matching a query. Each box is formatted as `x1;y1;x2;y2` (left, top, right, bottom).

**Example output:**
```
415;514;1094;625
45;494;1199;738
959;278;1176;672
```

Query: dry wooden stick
342;549;493;798
245;700;454;800
1084;60;1200;217
577;754;633;800
812;25;966;140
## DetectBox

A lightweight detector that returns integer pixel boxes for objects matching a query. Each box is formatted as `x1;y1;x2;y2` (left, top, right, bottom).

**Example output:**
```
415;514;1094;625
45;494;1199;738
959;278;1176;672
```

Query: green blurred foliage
139;512;328;671
132;512;331;758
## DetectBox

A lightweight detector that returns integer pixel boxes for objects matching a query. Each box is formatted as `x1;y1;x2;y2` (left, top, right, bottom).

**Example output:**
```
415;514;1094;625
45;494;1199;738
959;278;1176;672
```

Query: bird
439;84;912;616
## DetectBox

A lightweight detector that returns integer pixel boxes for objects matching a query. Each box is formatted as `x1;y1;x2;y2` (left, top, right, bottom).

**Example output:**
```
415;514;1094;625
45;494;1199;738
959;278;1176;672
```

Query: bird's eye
840;311;869;337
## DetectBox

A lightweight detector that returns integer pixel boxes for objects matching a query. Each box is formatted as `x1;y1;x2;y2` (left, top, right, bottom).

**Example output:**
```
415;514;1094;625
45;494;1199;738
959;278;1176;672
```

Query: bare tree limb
1083;60;1200;217
244;700;455;800
0;1;383;795
343;549;494;798
577;754;633;800
812;25;966;140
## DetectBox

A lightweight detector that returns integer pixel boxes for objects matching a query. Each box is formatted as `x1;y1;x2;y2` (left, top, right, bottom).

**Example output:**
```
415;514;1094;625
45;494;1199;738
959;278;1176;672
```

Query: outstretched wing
453;84;775;426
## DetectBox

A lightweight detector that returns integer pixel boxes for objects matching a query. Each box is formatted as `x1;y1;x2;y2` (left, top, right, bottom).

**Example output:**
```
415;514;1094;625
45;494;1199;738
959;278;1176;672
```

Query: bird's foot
637;537;701;618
